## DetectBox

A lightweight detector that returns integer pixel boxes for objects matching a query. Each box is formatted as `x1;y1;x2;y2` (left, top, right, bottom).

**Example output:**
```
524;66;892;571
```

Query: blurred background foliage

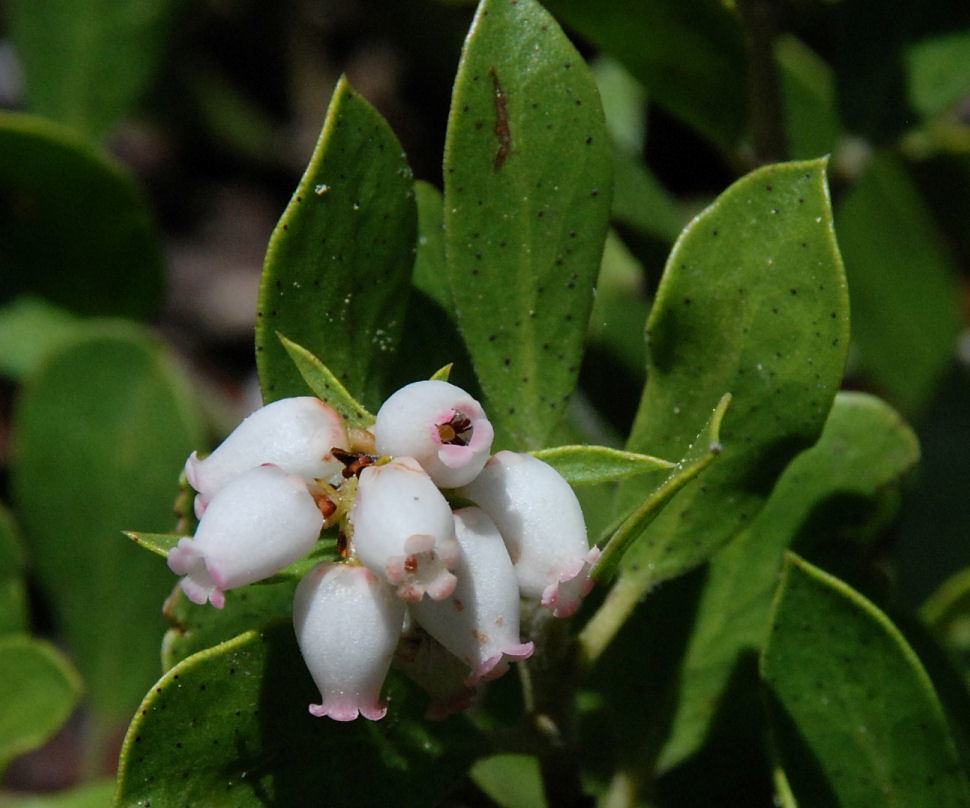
0;0;969;804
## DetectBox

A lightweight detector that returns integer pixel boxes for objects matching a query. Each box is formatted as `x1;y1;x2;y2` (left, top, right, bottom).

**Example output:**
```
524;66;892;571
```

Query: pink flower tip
308;700;388;721
465;641;535;686
540;546;601;618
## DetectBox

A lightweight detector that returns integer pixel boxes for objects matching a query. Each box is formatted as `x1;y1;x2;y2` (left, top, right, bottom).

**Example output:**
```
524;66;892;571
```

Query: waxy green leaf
9;0;177;138
117;624;483;808
531;444;673;485
256;77;416;411
762;553;970;806
12;325;202;719
0;635;82;771
657;392;920;771
276;334;375;428
444;0;612;449
835;153;961;412
619;158;849;584
579;394;729;665
0;113;163;318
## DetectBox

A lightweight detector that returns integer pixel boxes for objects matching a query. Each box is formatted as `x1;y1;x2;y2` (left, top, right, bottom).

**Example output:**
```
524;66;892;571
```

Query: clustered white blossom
169;379;599;721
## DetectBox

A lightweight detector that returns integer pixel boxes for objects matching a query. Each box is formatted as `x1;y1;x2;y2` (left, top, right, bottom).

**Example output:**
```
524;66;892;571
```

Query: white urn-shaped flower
410;507;533;684
167;464;324;608
459;451;599;618
374;380;494;488
293;563;405;721
349;456;461;601
185;396;348;516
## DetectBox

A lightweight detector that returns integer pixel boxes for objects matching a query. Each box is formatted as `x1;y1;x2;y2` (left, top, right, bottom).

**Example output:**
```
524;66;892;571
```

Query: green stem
737;0;787;164
576;572;647;669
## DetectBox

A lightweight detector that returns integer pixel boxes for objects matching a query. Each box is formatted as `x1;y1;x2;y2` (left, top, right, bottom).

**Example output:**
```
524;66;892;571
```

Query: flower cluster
169;379;599;721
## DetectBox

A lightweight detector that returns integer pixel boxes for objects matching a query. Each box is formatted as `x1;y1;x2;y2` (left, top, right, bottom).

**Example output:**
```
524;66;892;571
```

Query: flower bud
167;464;324;608
459;451;599;618
185;396;348;516
374;380;494;488
350;457;460;601
410;507;533;684
293;563;405;721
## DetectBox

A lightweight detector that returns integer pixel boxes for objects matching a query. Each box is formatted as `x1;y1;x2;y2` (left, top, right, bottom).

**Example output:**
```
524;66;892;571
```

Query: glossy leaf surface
530;444;673;485
620;158;849;583
443;0;612;449
256;77;416;411
116;624;483;808
11;326;202;719
658;392;920;770
762;553;970;806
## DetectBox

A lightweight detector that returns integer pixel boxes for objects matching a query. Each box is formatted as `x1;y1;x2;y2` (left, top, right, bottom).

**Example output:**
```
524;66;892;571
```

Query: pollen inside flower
436;412;473;446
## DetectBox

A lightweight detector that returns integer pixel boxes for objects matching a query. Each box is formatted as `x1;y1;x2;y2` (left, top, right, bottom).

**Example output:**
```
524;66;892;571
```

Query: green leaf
276;334;375;428
762;553;970;806
0;635;83;771
543;0;748;151
0;505;28;635
443;0;612;450
0;297;80;380
160;543;339;671
835;152;962;412
619;158;849;582
124;530;183;559
921;567;970;680
412;180;452;313
11;324;202;720
777;35;841;160
591;57;646;158
470;754;547;808
429;364;453;382
255;77;417;411
610;148;684;244
8;0;177;138
657;392;920;771
530;445;673;485
116;624;483;808
907;30;970;118
578;394;729;665
0;113;164;318
0;780;117;808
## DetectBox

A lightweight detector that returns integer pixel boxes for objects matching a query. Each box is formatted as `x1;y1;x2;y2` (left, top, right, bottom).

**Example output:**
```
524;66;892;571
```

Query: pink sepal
541;546;601;618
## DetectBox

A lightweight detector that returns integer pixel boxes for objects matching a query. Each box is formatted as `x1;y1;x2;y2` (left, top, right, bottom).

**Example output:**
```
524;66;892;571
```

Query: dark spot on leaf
766;184;773;191
504;358;511;365
586;136;592;144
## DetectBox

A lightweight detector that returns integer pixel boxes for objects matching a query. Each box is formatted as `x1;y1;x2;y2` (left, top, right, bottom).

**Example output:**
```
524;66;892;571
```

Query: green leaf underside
9;0;175;138
592;392;730;585
116;624;483;808
412;180;452;313
619;158;849;585
762;553;970;806
657;392;920;771
530;444;674;485
0;296;81;381
276;334;375;427
256;77;417;411
0;112;163;319
0;635;82;770
161;543;339;671
12;326;202;719
443;0;612;450
470;754;548;808
835;153;961;412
